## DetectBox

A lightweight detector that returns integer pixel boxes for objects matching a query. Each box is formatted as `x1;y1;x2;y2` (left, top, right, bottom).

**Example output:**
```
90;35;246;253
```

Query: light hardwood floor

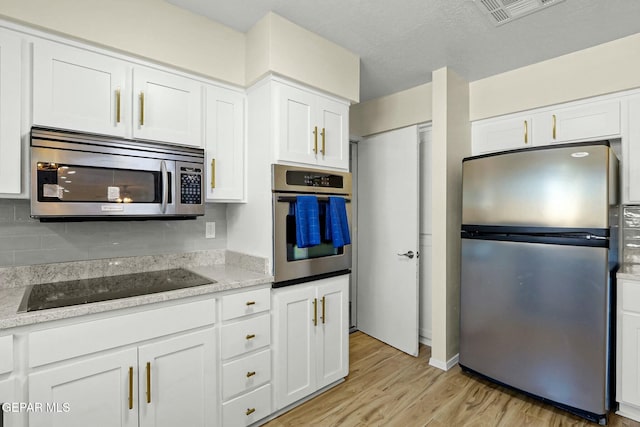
266;331;640;427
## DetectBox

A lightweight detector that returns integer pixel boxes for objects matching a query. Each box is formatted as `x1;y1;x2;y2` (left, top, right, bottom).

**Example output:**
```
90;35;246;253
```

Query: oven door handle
161;160;168;213
276;196;351;203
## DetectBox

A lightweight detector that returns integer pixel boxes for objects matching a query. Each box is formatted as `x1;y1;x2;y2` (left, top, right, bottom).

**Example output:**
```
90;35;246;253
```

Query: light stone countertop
617;263;640;281
0;252;273;330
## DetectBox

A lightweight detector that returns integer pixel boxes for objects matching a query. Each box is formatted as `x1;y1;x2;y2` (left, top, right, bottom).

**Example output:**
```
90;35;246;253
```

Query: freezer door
462;143;617;228
460;238;610;415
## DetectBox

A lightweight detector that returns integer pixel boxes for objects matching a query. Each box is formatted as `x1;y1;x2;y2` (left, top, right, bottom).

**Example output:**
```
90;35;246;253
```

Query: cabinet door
272;285;317;410
205;85;245;202
621;312;640;407
316;96;349;170
0;378;18;427
276;83;317;165
0;30;22;195
533;100;621;145
138;329;216;427
316;275;349;389
471;115;531;155
132;66;202;147
626;96;640;203
33;39;129;137
28;348;138;427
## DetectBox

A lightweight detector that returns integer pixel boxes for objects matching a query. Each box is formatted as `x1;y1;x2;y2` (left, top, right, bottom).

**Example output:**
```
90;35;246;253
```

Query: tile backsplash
623;206;640;263
0;199;227;267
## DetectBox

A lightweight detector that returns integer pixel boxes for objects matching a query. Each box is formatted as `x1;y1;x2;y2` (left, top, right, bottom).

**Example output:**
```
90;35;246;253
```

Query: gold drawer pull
210;159;216;189
139;92;145;126
246;408;256;416
128;366;134;410
246;301;256;306
246;334;256;340
115;88;121;123
246;371;256;378
146;362;151;404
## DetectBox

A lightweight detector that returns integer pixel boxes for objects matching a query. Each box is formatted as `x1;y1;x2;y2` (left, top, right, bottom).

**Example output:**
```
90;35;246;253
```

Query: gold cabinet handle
139;92;145;126
128;366;134;410
313;298;318;326
524;120;528;144
116;88;121;124
246;371;256;378
246;301;256;306
321;295;326;324
552;114;557;139
321;128;326;156
246;408;256;416
313;126;318;154
210;159;216;189
246;334;256;340
146;362;151;404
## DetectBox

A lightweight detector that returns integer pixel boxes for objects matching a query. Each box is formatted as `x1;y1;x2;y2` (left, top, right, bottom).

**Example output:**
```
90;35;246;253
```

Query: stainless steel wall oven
272;164;352;286
30;127;205;220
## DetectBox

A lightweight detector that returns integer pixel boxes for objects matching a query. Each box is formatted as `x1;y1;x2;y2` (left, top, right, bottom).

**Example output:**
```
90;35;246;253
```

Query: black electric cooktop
18;268;215;312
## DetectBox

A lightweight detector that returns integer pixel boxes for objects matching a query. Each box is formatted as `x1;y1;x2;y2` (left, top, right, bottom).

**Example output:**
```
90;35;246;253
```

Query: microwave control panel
180;167;202;205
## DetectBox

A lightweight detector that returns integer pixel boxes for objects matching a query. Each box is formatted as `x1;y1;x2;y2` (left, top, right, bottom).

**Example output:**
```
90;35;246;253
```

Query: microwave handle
161;160;168;213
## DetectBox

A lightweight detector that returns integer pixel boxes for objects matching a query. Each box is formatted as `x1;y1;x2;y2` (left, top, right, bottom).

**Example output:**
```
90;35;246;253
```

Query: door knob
397;251;415;259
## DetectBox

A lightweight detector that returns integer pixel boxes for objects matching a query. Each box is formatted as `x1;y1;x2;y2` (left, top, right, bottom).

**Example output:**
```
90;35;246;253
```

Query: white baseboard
419;335;432;347
429;353;459;371
617;402;640;423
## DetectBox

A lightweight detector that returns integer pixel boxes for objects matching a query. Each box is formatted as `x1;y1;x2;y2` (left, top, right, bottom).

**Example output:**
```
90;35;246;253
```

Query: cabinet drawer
622;280;640;313
0;335;12;375
222;288;270;321
29;298;216;367
221;313;270;359
222;384;271;427
222;349;271;400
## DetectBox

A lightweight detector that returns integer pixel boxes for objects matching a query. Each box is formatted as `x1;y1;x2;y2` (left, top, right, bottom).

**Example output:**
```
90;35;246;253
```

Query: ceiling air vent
475;0;566;26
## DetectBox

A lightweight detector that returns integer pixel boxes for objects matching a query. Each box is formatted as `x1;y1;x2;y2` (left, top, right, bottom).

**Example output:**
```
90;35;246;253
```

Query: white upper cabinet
472;96;623;156
204;85;246;202
0;29;22;195
33;39;203;147
472;114;532;155
33;39;129;138
275;81;349;170
132;66;202;147
532;100;621;146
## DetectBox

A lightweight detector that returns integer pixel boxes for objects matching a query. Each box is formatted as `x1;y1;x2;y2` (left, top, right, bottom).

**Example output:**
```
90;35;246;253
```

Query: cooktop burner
18;268;214;312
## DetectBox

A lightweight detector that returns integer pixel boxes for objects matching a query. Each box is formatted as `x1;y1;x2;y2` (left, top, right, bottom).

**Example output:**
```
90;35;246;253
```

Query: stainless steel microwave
30;127;205;220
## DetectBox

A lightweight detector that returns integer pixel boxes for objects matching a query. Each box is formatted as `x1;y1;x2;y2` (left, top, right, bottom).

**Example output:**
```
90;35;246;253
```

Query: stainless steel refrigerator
459;142;618;425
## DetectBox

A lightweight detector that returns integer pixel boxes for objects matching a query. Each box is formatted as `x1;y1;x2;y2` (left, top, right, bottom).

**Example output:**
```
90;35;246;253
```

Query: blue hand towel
295;196;321;248
326;196;351;248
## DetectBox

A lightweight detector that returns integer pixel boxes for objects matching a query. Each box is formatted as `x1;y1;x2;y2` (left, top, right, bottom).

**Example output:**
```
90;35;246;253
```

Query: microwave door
31;146;177;218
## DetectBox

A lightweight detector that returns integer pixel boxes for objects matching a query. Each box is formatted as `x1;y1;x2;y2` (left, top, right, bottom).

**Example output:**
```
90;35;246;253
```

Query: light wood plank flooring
266;331;640;427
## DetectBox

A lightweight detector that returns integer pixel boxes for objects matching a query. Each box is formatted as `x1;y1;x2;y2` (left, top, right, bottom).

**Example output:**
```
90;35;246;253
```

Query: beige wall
350;83;432;137
0;0;246;86
470;32;640;121
430;67;470;366
246;12;360;102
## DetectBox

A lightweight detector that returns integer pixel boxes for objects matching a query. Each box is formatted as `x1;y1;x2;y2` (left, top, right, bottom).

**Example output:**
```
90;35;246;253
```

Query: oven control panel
287;171;344;188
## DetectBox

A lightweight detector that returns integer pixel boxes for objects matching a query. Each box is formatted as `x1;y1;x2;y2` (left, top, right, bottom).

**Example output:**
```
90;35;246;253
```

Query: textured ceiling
166;0;640;102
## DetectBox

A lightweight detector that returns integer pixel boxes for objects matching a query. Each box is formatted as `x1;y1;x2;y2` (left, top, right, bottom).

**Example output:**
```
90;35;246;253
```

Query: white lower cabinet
272;274;349;410
137;330;216;427
220;288;272;427
618;279;640;421
26;299;217;427
29;348;139;427
0;334;18;427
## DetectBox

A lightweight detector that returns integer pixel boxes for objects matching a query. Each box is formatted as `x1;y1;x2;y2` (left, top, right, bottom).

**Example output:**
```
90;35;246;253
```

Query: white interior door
356;125;419;356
